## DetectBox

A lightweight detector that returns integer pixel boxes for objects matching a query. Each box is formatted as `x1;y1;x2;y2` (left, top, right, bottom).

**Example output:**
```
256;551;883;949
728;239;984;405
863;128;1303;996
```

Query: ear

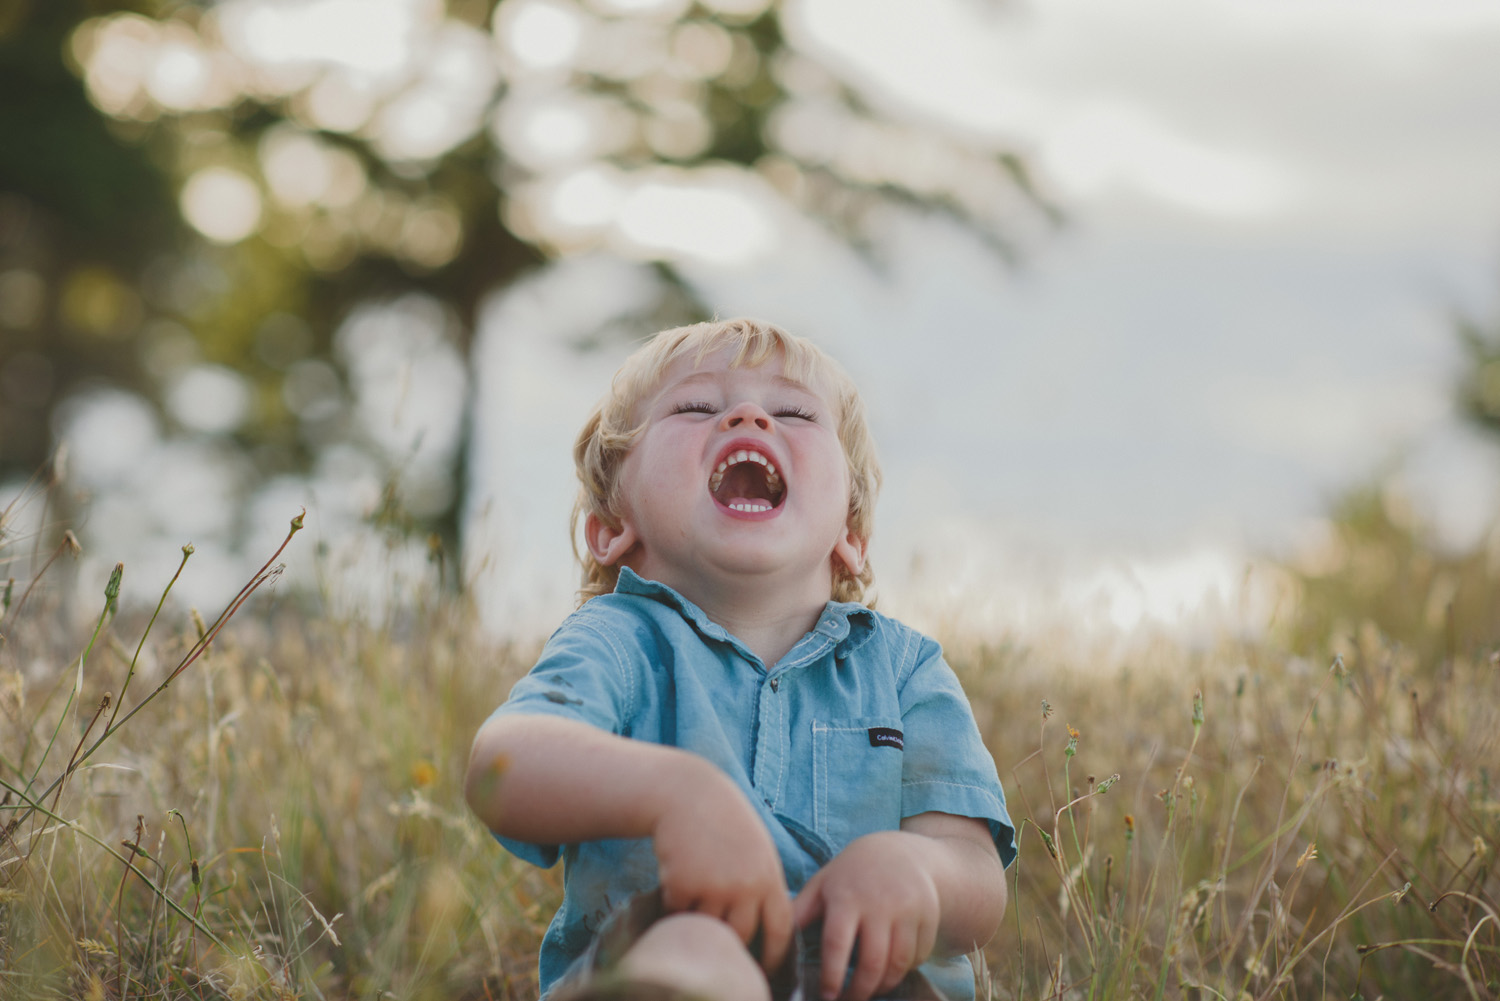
585;512;638;567
832;526;868;578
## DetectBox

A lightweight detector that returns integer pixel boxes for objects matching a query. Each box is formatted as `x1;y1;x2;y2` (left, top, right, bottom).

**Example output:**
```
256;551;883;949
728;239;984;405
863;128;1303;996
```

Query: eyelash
669;402;818;422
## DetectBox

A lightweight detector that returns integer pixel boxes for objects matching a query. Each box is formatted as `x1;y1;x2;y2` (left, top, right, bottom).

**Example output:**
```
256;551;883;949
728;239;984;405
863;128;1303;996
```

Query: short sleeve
484;609;642;867
897;635;1017;868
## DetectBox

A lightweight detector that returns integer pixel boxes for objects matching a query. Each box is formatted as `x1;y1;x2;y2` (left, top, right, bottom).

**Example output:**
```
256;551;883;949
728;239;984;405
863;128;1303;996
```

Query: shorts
549;890;951;1001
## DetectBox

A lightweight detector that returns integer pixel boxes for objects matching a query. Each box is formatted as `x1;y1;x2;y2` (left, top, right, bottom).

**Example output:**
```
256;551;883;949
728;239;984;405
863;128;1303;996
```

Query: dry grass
2;490;1498;1000
2;511;554;1000
958;631;1499;999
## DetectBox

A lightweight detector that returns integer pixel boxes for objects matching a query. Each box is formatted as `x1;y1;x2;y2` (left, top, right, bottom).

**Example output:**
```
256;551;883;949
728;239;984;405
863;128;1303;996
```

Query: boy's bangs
611;320;835;427
678;323;831;395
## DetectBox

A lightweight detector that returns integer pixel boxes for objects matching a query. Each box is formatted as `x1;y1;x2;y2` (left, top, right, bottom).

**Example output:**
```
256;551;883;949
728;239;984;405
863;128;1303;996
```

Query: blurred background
4;0;1500;641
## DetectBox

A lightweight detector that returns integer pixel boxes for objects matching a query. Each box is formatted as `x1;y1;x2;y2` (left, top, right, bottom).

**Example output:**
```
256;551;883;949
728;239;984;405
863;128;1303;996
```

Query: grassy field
2;496;1498;1000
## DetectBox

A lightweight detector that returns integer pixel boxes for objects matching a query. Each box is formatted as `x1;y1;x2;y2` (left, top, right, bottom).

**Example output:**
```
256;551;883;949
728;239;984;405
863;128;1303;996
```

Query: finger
879;921;918;994
695;895;734;927
724;896;760;946
914;913;937;970
844;920;888;1001
818;907;858;1001
759;890;795;975
793;871;825;928
659;884;691;914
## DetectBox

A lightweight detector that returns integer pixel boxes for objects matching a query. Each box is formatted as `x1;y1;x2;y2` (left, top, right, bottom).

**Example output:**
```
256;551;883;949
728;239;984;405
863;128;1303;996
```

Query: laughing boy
466;318;1016;1001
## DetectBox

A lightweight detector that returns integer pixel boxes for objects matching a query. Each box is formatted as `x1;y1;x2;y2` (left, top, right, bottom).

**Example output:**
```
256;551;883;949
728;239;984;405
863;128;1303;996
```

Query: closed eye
670;401;718;415
774;406;818;421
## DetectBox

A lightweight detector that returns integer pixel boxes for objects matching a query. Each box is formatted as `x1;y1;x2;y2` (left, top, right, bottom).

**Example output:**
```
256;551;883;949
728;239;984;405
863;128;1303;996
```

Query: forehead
659;343;822;389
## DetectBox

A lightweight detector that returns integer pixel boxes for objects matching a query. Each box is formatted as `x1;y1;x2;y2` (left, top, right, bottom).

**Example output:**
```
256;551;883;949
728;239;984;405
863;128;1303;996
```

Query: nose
719;400;771;431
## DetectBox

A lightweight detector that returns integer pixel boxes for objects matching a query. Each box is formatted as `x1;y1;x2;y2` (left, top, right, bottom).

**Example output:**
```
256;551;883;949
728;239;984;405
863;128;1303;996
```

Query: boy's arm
899;812;1007;953
465;713;795;972
792;811;1006;1001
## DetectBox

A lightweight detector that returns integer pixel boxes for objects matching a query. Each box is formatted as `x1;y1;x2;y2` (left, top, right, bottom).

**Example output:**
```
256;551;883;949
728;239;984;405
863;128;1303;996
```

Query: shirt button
769;678;779;692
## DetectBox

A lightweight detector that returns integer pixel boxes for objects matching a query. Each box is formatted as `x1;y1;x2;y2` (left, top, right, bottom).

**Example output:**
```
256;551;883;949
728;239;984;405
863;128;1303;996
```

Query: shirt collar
614;567;878;661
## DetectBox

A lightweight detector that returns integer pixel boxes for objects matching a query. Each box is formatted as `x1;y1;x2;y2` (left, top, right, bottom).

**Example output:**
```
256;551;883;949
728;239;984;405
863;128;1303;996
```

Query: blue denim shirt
489;568;1016;998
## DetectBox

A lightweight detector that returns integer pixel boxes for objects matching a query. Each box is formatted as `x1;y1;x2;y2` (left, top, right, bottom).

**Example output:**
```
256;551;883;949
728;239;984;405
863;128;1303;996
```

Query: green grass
2;489;1497;1000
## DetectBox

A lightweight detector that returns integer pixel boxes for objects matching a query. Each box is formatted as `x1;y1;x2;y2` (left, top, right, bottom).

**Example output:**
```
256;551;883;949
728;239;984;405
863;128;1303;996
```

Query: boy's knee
620;913;770;1001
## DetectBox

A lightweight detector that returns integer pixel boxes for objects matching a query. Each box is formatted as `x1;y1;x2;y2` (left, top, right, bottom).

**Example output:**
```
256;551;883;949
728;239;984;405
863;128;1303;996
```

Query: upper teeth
708;449;782;492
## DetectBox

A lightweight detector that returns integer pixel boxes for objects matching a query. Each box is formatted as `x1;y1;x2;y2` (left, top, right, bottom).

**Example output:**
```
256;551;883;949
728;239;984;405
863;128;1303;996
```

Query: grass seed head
1039;828;1058;859
410;759;437;788
104;561;123;612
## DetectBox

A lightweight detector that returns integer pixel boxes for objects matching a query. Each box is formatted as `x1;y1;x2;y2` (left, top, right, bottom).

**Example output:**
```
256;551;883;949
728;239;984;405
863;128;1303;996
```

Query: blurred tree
0;1;179;481
0;0;1050;582
1281;483;1500;666
1457;306;1500;438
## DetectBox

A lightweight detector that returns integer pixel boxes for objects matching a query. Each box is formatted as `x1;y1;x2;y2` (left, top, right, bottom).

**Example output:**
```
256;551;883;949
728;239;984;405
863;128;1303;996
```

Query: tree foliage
0;0;1047;568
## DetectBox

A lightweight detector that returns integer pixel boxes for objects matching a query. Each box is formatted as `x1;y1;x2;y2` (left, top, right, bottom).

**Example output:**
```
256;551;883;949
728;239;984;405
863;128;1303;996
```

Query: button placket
753;673;782;804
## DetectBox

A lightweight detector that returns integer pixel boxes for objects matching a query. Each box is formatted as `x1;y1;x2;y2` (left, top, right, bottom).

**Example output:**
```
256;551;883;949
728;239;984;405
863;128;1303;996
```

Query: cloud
1039;99;1296;218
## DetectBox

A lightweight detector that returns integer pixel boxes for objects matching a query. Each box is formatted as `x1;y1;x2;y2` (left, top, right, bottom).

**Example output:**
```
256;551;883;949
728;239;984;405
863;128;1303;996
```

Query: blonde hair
572;317;881;605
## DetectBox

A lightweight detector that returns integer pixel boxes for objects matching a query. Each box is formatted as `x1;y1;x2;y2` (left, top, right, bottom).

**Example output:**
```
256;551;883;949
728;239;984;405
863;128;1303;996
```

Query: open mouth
708;448;786;513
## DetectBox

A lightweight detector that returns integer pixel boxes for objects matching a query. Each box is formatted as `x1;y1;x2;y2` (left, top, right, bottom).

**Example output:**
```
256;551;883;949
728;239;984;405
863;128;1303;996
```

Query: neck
638;566;832;667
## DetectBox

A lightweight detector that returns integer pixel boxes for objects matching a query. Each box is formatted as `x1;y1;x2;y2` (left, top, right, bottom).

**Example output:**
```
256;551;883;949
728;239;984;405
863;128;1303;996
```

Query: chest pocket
811;717;904;849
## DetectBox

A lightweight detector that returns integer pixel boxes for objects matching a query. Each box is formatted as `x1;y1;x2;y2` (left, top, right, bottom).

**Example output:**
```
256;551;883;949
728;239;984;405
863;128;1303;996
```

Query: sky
468;0;1500;639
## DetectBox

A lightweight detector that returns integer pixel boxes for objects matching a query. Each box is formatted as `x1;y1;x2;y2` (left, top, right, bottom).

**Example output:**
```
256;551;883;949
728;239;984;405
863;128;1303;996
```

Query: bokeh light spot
181;167;264;243
168;364;253;434
74;14;157;117
669;21;733;79
0;270;46;329
500;0;584;70
302;71;378;133
697;0;771;20
616;177;774;264
220;0;417;77
60;268;140;338
591;0;691;17
400;202;464;269
260;125;369;208
144;27;215;111
283;359;344;422
551;165;624;228
54;389;161;487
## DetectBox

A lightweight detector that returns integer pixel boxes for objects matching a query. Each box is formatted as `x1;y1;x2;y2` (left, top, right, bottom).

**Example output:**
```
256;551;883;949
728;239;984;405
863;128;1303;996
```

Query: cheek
620;447;699;512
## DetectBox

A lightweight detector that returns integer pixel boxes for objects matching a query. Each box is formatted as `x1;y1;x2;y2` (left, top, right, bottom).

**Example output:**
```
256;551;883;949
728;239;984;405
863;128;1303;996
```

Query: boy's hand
650;756;794;975
792;831;940;1001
